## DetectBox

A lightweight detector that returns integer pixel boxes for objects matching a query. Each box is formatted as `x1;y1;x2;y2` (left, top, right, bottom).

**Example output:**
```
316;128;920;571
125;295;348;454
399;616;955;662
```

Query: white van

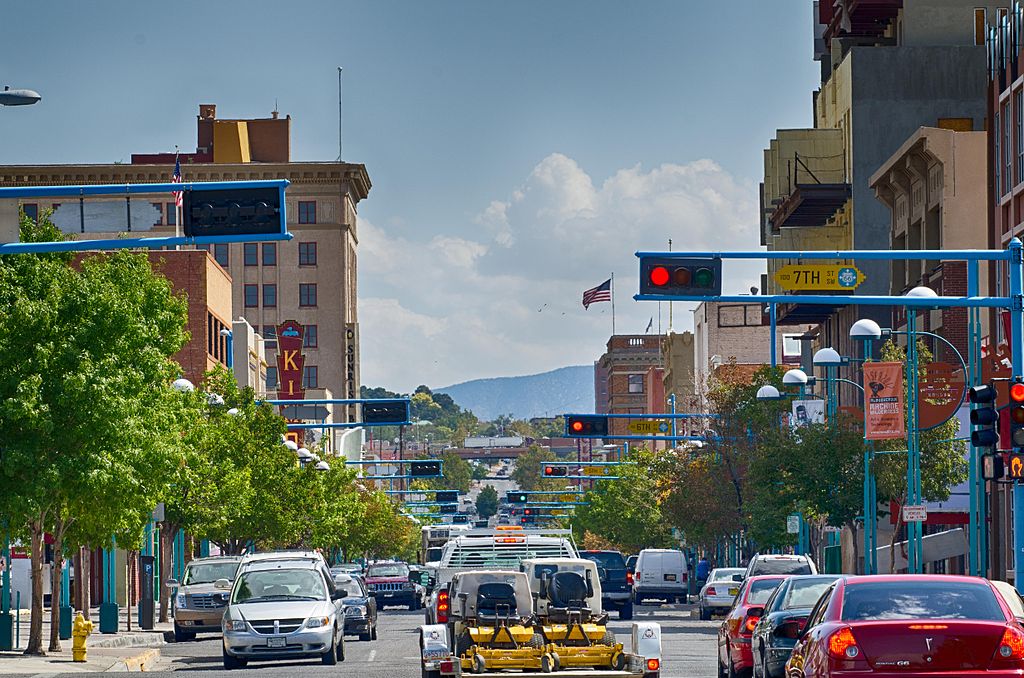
632;549;688;605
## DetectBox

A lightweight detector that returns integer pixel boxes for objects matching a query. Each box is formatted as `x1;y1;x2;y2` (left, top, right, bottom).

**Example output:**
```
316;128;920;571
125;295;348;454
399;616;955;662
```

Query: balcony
769;182;851;231
821;0;902;43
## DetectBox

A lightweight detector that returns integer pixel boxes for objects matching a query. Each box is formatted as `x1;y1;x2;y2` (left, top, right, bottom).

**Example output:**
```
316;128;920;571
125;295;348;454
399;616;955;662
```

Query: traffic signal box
435;490;459;504
507;491;528;504
638;257;722;297
410;460;441;477
543;466;568;477
1009;379;1024;482
362;399;410;425
565;415;609;438
183;186;282;238
971;383;1002;479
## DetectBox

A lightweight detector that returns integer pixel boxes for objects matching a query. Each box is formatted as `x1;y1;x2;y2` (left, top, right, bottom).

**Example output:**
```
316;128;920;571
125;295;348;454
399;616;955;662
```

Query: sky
2;1;820;392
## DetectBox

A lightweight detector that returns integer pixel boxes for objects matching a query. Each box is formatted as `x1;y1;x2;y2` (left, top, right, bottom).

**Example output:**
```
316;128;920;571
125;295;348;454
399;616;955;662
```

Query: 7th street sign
628;420;669;435
773;264;865;291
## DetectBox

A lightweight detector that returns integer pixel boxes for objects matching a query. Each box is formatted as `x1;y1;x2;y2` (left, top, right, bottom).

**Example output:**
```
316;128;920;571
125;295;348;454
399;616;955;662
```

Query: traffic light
507;491;528;504
1011;379;1024;449
543;465;568;477
362;399;411;425
565;415;609;437
969;383;1000;449
638;257;722;297
983;453;1006;481
1009;453;1024;481
435;490;459;504
410;460;441;477
183;186;282;238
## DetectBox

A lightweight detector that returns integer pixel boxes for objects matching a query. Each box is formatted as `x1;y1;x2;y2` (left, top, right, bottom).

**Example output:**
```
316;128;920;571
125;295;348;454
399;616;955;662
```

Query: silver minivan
220;557;346;669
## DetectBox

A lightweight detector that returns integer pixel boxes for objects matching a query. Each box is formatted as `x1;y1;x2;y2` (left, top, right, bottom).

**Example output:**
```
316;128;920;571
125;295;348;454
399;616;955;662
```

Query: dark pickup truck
580;549;633;620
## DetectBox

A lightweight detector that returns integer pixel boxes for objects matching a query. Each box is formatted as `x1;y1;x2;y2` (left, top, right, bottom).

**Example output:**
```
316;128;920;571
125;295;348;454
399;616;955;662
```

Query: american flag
171;155;183;207
582;278;612;309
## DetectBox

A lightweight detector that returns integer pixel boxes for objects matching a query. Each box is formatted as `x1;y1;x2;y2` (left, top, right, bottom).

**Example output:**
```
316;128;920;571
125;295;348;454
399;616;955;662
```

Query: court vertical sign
864;362;906;440
276;320;306;446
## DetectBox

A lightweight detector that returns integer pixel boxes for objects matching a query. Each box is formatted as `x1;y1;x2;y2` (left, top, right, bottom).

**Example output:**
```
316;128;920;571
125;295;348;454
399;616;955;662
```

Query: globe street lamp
0;86;41;106
172;378;195;393
755;385;782;401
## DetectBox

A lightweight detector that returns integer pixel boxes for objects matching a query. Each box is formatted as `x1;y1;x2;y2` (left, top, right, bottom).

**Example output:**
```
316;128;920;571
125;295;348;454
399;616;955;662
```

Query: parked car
220;556;346;669
167;556;242;642
331;563;364;576
364;561;420;610
333;574;378;641
786;575;1024;677
697;567;745;620
741;553;817;580
633;548;688;605
750;574;839;678
579;549;634;619
992;578;1024;625
717;575;787;678
626;554;638;574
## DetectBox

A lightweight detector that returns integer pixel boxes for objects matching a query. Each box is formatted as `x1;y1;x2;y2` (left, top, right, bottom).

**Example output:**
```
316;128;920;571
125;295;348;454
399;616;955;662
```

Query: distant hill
437;365;594;421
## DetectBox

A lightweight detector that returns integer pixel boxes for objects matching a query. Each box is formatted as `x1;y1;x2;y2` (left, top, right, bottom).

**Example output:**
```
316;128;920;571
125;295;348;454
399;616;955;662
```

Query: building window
299;242;317;266
207;313;215;355
196;244;210;252
263;284;277;308
302;365;318;389
266;366;278;390
166;203;176;226
244;284;258;307
298;201;317;224
303;325;318;348
299;283;317;307
152;202;163;226
1017;91;1023;185
263;325;277;349
244;243;258;266
997;110;1002;197
262;243;277;266
1005;102;1012;195
627;374;644;394
213;243;229;268
22;204;38;223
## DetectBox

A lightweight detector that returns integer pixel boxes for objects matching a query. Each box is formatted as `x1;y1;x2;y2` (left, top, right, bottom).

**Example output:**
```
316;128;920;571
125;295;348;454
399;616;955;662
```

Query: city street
152;604;716;677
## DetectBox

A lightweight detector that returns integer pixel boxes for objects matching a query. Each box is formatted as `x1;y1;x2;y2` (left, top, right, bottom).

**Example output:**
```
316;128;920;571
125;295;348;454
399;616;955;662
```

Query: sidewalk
0;605;170;673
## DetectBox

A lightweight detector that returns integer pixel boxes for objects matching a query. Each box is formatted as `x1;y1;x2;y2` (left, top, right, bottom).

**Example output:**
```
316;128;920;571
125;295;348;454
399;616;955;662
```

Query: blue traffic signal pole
636;242;1024;587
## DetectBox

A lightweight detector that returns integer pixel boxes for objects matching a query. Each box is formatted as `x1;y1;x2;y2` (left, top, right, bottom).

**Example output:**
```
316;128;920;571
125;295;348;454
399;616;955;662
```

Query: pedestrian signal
1009;453;1024;481
982;453;1005;481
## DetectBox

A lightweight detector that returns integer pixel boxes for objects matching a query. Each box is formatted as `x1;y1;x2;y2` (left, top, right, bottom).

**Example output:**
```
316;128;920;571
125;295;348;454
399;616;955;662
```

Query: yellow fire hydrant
72;612;93;662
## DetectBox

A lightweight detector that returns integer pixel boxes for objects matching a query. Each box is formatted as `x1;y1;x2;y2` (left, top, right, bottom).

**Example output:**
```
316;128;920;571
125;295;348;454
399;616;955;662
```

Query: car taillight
627;571;634;585
437;590;449;624
682;572;687;582
827;627;860;660
440;659;455;673
706;587;717;596
743;615;760;634
997;626;1024;660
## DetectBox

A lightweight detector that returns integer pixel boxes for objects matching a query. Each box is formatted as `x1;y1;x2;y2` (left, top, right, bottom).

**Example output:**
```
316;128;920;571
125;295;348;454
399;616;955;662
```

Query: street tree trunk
48;518;65;653
24;514;46;655
80;548;91;621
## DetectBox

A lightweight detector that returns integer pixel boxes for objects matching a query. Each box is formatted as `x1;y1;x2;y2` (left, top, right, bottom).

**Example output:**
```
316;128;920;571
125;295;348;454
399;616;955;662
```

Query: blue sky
3;1;819;391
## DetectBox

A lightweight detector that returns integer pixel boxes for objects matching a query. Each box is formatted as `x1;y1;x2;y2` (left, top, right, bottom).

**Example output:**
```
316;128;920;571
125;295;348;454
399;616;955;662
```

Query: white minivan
632;548;688;605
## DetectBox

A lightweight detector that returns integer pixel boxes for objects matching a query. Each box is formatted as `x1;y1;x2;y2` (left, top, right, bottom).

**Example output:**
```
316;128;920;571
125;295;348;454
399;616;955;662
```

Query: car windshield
710;569;744;582
581;552;626;569
338;580;364;597
751;559;812;576
783;578;838;609
746;578;785;605
367;563;409;578
183;561;240;585
232;568;327;603
842;581;1005;621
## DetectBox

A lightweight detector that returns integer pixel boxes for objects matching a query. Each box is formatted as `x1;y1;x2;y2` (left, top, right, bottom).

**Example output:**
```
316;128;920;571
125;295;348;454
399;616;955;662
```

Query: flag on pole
582;278;612;309
171;154;183;208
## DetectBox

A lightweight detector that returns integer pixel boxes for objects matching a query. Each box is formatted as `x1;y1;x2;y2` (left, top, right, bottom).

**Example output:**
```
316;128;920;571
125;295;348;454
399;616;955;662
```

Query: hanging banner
917;361;965;430
864;362;906;440
276;320;306;400
791;399;825;428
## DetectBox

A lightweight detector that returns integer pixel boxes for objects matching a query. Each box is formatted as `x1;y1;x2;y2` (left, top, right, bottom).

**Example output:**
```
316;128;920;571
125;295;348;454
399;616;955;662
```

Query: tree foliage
476;485;499;519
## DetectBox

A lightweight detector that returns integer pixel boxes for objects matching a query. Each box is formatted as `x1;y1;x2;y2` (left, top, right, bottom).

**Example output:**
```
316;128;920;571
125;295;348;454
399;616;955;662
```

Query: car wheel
222;647;246;670
422;666;442;678
174;625;196;642
699;606;711;621
619;601;633;620
360;629;372;641
322;630;339;665
337;633;346;662
717;655;728;678
371;622;378;640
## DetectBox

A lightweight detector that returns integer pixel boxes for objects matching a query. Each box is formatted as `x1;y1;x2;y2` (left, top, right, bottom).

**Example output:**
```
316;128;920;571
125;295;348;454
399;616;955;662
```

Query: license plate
728;588;739;596
267;637;286;648
664;574;677;581
383;592;394;597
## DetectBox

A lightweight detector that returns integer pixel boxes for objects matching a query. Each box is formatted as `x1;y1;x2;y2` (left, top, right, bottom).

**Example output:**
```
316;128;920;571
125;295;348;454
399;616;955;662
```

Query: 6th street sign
773;264;865;291
628;420;669;435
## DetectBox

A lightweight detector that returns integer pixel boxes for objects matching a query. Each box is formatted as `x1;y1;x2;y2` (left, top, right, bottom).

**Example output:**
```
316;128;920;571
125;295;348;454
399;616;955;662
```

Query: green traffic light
693;267;714;288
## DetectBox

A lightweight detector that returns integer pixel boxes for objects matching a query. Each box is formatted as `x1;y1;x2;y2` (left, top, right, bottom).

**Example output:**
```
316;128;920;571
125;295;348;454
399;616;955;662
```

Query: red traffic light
571;420;585;433
649;266;670;287
1012;382;1024;403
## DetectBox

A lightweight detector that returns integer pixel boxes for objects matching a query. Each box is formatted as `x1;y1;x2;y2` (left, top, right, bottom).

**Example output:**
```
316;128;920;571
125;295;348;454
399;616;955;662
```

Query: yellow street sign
583;466;612;477
628;420;669;435
773;265;865;292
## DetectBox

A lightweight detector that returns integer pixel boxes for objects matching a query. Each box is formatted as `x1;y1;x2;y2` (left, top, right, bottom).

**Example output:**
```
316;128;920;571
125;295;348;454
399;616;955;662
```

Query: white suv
741;554;817;580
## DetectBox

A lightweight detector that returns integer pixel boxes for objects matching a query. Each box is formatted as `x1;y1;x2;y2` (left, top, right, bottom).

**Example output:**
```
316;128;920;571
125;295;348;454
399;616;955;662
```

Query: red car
719;575;789;678
785;574;1024;677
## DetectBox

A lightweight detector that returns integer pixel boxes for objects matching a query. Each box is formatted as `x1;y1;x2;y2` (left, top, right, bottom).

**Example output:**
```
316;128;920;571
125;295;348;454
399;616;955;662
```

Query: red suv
718;575;787;678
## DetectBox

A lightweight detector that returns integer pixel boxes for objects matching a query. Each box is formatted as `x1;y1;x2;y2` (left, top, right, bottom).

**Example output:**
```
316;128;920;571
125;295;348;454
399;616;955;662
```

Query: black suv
580;550;633;619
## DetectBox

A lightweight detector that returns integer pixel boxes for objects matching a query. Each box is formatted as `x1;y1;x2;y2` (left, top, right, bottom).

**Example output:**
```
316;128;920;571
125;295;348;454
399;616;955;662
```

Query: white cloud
358;153;761;391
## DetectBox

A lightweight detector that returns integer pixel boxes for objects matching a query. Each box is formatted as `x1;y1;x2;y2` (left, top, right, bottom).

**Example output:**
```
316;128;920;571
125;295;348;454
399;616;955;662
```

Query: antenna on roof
337;67;343;162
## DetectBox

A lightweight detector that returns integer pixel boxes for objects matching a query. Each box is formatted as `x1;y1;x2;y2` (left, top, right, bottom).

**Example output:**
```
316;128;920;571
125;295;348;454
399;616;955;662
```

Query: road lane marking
368;649;376;662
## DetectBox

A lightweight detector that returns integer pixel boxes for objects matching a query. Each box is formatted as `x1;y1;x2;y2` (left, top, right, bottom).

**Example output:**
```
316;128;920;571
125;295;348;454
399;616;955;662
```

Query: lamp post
850;318;882;576
219;328;234;370
813;347;843;422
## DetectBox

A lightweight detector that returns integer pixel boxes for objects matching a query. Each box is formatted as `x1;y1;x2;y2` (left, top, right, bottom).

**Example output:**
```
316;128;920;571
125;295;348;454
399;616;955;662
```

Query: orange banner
864;362;906;441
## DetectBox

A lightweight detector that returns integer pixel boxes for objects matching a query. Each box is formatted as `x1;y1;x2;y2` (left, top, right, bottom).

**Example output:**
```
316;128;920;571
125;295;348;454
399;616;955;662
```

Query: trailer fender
632;621;662;663
421;624;451;662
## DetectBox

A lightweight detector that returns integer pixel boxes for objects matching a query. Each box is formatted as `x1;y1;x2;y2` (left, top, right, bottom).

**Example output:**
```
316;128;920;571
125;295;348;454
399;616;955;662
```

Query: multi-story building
595;335;664;436
661;331;696;412
231;318;268;399
0;104;371;426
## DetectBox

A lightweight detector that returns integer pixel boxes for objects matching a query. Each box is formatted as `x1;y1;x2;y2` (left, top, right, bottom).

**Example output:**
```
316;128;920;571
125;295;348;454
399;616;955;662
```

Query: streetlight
172;378;195;393
219;328;233;370
284;439;299;452
0;86;42;106
813;348;844;422
755;385;782;401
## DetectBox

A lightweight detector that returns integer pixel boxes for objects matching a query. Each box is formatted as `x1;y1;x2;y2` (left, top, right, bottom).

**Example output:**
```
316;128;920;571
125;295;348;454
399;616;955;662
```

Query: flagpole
611;272;616;336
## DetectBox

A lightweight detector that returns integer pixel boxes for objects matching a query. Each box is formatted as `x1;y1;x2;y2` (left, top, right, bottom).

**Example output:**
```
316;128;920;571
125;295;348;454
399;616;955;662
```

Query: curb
105;648;160;672
90;633;166;649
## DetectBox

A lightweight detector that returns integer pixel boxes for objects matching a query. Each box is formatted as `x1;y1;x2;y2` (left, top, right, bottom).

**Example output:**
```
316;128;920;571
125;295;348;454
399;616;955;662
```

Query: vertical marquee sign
276;320;306;446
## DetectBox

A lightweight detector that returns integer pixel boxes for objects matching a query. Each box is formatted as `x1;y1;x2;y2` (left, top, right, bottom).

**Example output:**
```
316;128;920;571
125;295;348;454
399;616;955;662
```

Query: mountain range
437;365;594;421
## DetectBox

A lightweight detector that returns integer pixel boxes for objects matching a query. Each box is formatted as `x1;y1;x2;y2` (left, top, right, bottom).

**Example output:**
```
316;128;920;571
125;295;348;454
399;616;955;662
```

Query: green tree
511;445;562;491
476;485;499;519
419;451;473;493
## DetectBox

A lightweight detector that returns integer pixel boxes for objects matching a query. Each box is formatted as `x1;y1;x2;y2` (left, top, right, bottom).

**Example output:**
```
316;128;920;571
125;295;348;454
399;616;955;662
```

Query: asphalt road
141;602;718;678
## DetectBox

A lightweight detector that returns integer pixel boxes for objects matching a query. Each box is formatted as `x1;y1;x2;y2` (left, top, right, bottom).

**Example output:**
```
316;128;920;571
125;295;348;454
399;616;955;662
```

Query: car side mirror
747;606;765;619
331;590;345;601
367;590;376;598
776;619;805;640
165;578;180;589
214;578;232;590
732;574;744;582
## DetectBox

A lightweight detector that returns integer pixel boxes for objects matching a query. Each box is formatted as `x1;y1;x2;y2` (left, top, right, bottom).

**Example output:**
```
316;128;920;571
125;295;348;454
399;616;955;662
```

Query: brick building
595;335;664;437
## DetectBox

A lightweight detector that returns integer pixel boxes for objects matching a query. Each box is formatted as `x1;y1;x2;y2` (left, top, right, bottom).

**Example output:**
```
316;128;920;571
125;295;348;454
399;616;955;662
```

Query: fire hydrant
72;612;92;662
